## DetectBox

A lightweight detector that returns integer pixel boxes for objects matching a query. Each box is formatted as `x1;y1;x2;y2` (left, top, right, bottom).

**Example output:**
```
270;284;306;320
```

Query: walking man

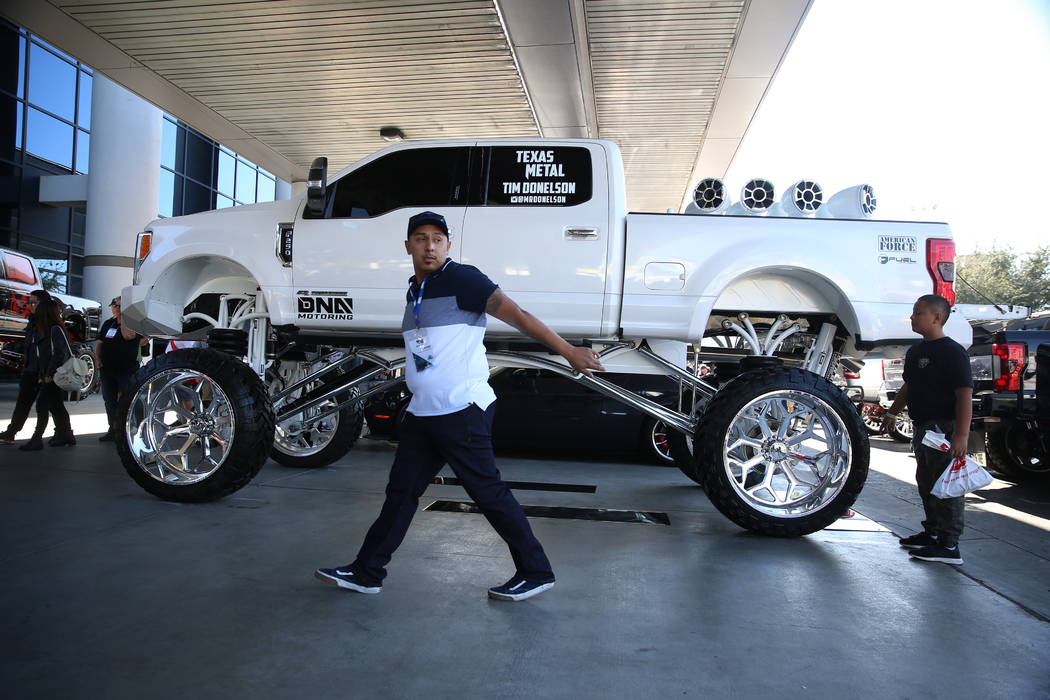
316;211;603;601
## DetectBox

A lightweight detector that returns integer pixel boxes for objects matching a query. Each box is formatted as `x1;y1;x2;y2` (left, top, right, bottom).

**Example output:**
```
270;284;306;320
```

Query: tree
956;245;1050;312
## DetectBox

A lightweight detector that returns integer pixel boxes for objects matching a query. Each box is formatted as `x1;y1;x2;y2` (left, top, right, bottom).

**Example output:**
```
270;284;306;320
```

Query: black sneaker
909;543;963;565
0;428;16;444
98;430;115;442
488;576;555;601
899;531;937;550
314;566;381;594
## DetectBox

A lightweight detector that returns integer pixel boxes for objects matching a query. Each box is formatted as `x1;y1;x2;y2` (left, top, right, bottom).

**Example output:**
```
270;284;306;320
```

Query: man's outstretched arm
485;289;604;377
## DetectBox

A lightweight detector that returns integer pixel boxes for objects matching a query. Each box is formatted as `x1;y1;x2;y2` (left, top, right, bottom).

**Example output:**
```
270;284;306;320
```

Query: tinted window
485;146;592;206
4;252;36;284
325;147;469;218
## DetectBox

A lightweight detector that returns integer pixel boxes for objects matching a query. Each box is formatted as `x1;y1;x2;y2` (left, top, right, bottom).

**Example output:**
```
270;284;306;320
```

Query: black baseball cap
110;297;120;306
406;211;449;238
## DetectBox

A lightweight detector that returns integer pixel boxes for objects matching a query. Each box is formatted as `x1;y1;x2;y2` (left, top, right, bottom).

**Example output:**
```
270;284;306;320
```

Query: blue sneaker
488;576;555;601
314;566;381;594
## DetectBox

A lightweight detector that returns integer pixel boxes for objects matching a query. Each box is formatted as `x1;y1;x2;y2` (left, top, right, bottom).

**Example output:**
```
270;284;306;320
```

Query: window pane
327;147;468;218
216;194;234;209
235;159;255;203
485;146;592;206
75;129;89;173
183;178;212;214
161;118;177;169
26;107;73;168
4;252;37;284
2;92;20;159
77;70;92;129
15;33;25;98
158;168;174;217
35;257;68;293
28;42;76;120
217;150;235;196
257;174;275;203
183;129;212;184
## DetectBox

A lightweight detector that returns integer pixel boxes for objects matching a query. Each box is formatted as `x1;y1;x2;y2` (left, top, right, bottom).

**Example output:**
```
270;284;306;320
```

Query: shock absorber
207;328;249;356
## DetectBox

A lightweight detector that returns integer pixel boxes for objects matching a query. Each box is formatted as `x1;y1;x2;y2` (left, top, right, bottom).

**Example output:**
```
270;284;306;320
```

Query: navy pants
912;419;964;548
352;402;554;585
101;370;135;432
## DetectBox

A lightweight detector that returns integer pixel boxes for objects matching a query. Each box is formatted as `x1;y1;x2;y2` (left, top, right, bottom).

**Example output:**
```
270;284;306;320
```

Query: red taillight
880;360;886;381
843;369;861;379
926;238;956;304
992;342;1026;391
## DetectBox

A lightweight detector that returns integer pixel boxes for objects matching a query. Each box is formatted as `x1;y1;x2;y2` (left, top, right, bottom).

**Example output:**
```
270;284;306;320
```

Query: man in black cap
95;295;148;441
317;210;603;601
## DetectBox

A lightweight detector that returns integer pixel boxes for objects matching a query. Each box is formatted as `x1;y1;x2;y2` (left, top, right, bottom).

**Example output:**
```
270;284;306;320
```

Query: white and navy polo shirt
402;259;498;416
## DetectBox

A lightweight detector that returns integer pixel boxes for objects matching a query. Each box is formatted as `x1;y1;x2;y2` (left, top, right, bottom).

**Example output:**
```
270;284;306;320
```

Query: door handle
564;227;599;240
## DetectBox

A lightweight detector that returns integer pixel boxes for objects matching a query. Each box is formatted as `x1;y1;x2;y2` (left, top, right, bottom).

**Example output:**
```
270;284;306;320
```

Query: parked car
0;247;103;394
842;357;913;442
968;314;1049;482
364;369;684;464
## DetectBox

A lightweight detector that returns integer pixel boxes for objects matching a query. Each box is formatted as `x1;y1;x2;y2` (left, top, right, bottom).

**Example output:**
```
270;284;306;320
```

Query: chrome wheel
649;420;673;463
722;389;852;518
859;402;884;434
126;368;235;485
271;364;341;459
77;350;96;392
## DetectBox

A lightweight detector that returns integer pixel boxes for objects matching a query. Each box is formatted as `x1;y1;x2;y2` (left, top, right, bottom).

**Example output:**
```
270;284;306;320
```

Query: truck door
460;143;609;337
293;145;473;332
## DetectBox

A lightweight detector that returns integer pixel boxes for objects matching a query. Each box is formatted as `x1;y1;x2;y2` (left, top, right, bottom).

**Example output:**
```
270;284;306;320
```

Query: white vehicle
844;358;913;442
117;138;969;536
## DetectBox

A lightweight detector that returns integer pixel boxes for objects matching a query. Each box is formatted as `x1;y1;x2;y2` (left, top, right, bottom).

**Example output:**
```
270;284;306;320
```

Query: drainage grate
424;499;670;525
430;476;596;494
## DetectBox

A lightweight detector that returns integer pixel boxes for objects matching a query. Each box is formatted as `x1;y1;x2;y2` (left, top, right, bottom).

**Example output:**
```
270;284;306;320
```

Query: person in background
882;294;973;565
0;290;51;444
96;296;148;442
17;296;75;451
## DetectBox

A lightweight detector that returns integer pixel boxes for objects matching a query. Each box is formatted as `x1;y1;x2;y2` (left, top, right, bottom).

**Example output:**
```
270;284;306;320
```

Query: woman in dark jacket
0;289;52;445
18;297;75;451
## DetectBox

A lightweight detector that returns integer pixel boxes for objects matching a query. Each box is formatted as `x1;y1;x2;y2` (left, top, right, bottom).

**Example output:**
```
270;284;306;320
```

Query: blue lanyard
411;259;451;329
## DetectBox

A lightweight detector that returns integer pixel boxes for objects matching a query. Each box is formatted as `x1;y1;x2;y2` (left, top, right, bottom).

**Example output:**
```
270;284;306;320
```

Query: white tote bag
923;430;994;498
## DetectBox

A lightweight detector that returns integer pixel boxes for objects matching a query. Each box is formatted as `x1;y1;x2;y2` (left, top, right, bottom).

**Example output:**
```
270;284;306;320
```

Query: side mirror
305;157;328;216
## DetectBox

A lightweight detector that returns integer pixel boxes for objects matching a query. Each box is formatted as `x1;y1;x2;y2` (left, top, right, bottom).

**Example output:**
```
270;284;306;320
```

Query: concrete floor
1;388;1049;699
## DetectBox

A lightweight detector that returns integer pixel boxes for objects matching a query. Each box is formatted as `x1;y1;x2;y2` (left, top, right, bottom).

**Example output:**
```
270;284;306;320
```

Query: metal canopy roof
1;0;810;213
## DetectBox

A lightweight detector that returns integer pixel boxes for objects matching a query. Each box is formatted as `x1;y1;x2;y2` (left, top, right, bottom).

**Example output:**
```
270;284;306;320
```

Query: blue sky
725;0;1050;255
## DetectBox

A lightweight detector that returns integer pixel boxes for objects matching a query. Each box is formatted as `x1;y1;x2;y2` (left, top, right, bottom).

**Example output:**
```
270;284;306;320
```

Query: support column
83;75;162;314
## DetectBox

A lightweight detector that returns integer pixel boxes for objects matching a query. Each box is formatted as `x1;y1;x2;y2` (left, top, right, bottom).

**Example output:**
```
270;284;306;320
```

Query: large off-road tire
697;367;869;537
984;422;1050;482
72;342;100;396
668;429;704;485
116;348;275;502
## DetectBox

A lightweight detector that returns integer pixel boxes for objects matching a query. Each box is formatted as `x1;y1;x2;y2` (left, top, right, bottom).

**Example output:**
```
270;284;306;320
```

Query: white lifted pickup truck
118;138;969;536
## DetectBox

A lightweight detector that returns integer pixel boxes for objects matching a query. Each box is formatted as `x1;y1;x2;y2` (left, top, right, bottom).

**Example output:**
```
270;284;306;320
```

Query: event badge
106;327;118;338
410;328;434;372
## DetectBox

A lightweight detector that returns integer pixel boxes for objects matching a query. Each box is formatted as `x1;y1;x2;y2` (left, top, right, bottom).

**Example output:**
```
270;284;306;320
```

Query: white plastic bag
923;430;994;498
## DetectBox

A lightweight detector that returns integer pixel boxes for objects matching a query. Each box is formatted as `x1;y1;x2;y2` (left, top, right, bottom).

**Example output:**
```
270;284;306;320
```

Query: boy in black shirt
883;294;972;564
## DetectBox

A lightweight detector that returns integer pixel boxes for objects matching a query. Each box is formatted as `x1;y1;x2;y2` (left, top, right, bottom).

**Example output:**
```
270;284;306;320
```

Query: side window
3;253;37;284
484;146;592;206
325;147;470;218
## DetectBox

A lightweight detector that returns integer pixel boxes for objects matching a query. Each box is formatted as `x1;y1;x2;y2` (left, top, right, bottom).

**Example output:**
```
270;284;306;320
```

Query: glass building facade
1;21;92;294
0;19;283;295
159;115;277;219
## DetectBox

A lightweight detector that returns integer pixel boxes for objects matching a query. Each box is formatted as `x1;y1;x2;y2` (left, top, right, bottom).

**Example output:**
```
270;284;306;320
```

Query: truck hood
143;198;302;233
